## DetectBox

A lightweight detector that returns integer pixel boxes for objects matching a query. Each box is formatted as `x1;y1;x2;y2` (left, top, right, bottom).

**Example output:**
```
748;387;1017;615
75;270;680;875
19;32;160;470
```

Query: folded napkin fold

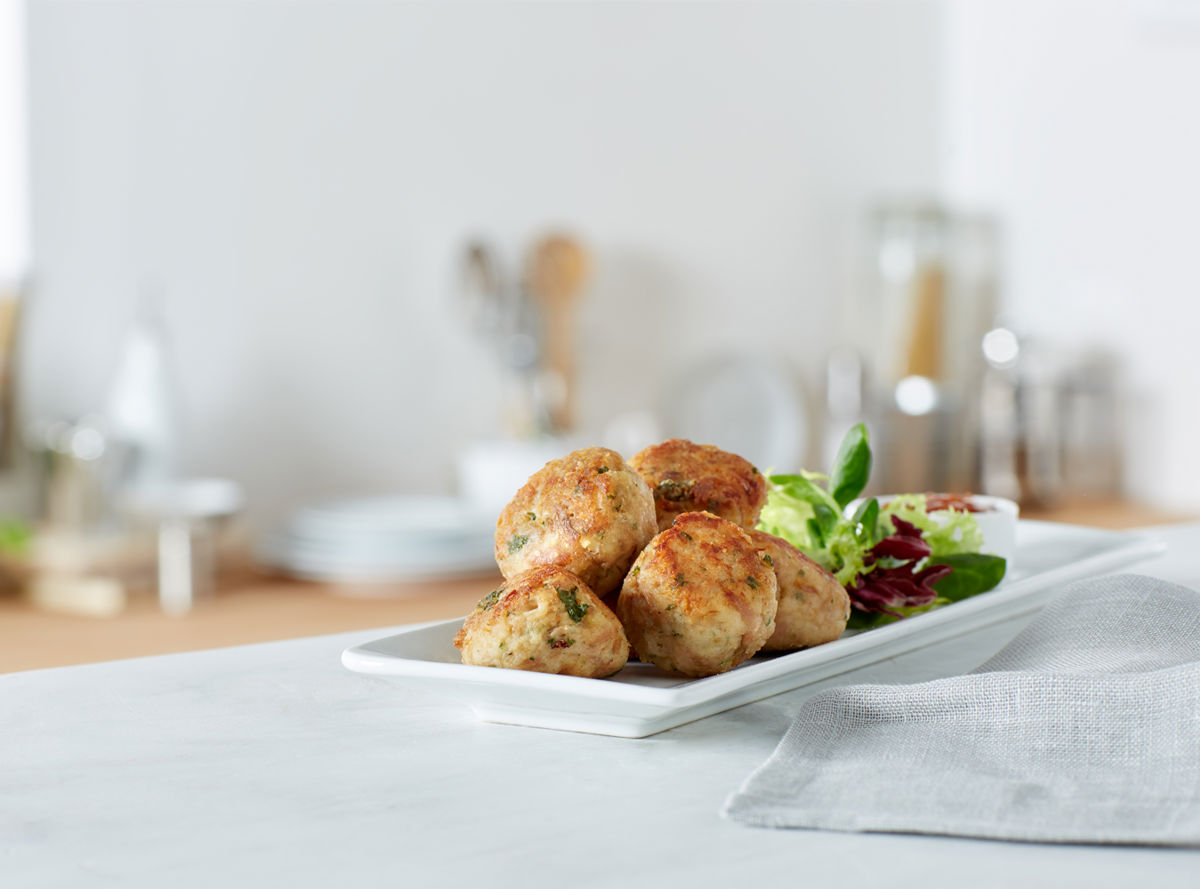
723;574;1200;846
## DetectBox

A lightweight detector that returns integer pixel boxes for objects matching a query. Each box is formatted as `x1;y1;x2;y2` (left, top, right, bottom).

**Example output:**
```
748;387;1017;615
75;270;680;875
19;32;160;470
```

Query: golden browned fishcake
454;565;628;677
628;439;767;533
617;511;777;677
747;528;850;651
494;446;656;596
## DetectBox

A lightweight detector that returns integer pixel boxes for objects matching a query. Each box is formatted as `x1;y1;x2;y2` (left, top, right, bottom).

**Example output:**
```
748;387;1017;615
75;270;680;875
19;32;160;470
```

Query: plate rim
341;521;1167;729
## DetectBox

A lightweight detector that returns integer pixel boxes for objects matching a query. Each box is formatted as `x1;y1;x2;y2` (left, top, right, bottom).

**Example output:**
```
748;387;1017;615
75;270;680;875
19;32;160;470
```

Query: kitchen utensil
525;234;589;432
458;241;504;342
502;282;551;438
457;240;549;438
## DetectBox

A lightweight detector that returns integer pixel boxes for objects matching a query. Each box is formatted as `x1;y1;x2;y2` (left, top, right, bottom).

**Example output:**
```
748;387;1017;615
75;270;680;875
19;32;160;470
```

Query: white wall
0;0;29;281
23;0;943;526
941;0;1200;509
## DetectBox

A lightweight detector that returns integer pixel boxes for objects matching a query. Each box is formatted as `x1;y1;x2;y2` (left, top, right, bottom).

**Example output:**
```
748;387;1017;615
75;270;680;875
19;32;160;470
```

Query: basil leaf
828;423;872;509
928;553;1007;601
806;517;826;548
811;502;838;537
850;497;880;546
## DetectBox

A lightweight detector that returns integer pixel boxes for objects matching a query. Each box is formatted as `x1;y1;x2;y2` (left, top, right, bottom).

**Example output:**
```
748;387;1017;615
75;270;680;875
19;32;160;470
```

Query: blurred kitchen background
1;0;1199;658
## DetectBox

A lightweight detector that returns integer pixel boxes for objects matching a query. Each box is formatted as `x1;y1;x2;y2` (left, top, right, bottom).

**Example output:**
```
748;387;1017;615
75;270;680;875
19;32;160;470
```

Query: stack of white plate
258;496;497;585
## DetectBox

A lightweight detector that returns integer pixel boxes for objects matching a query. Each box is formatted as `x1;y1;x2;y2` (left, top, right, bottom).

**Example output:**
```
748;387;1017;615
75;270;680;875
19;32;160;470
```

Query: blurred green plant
0;518;32;556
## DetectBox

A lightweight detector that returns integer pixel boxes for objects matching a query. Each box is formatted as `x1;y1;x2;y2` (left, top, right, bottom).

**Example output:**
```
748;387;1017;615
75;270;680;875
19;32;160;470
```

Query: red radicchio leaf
848;516;955;618
868;516;931;561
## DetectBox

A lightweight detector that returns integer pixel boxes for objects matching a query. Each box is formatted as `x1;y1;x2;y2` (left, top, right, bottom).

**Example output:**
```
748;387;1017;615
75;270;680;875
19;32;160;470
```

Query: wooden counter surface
0;569;503;674
1;498;1192;674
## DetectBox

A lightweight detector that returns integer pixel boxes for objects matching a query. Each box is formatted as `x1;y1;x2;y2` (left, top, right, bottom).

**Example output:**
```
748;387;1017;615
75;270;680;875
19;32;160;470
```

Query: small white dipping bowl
844;494;1019;570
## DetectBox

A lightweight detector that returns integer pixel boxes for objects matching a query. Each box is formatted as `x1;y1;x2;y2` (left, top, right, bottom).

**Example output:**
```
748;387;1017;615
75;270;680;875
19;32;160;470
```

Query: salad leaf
828;422;871;509
768;473;840;516
928;553;1007;601
822;517;875;587
847;596;949;630
758;472;839;552
756;423;1007;633
878;494;983;556
845;516;953;618
849;496;880;547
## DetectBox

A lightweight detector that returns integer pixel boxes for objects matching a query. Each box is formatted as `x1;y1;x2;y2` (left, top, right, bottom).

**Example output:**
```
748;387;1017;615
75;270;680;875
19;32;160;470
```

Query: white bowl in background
457;437;585;519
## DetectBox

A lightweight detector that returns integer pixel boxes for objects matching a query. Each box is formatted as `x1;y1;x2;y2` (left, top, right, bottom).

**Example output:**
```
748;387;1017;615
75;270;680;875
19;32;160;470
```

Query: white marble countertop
6;523;1200;888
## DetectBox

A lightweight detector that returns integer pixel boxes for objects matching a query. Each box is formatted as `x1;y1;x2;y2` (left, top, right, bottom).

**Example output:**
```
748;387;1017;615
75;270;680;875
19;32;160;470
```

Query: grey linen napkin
723;574;1200;845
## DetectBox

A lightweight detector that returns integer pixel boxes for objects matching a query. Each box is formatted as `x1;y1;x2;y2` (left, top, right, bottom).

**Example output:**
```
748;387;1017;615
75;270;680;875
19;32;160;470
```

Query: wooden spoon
526;234;589;432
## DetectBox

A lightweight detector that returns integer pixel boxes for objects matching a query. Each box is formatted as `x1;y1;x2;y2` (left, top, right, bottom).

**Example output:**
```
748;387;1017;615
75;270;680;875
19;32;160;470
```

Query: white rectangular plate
342;521;1164;737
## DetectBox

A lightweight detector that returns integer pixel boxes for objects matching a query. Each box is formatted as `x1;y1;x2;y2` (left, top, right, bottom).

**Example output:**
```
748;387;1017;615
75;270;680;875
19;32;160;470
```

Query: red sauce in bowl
923;493;990;513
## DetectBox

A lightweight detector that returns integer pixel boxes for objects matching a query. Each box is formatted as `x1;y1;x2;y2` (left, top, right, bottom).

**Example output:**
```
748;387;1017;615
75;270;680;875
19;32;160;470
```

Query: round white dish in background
256;494;497;588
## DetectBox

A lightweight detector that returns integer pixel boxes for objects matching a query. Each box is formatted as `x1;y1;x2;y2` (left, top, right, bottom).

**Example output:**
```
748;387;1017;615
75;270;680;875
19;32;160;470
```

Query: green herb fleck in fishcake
656;478;692;502
556;586;589;623
477;588;503;611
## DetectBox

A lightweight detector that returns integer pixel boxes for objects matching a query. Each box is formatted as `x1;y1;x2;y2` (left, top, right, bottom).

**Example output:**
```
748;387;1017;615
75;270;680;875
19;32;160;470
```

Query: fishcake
628;439;767;532
617;511;777;677
748;528;850;651
453;566;628;677
494;446;656;596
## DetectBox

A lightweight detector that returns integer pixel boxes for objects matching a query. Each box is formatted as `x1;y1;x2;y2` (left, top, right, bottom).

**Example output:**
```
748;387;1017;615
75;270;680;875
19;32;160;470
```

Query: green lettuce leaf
876;494;983;557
